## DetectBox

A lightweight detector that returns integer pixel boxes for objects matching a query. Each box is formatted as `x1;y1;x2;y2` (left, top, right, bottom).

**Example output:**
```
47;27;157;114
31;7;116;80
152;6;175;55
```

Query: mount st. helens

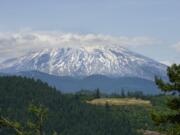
0;46;167;93
0;46;166;80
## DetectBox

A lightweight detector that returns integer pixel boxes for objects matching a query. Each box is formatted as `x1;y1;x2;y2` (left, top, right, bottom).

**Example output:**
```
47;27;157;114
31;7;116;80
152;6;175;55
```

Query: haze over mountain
10;71;160;94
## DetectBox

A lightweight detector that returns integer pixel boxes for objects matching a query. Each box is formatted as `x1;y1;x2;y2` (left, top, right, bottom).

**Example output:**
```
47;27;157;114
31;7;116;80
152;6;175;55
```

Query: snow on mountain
0;46;167;80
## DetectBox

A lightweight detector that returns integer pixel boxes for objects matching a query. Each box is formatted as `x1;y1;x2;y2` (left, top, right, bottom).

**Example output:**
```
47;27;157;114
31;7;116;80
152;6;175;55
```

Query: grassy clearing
139;130;165;135
86;98;151;107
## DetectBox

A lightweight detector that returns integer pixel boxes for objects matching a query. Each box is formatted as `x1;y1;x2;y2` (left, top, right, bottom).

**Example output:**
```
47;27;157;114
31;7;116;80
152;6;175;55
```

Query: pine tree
95;88;100;98
0;104;59;135
121;89;125;98
152;64;180;134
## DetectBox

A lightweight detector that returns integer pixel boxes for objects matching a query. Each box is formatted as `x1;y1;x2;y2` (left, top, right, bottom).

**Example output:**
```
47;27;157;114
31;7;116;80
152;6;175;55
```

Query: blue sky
0;0;180;64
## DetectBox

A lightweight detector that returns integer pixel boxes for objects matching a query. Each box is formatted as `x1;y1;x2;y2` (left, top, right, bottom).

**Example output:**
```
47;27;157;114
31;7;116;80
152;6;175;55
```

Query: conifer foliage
152;64;180;134
0;76;149;135
0;104;58;135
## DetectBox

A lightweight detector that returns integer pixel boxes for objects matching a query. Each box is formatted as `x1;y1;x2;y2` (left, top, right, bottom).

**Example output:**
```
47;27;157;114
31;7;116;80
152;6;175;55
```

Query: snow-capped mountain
0;46;167;80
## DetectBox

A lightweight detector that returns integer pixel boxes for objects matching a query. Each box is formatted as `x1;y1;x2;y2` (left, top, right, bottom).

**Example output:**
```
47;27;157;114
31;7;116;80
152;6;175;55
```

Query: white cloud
173;42;180;52
160;60;173;66
0;31;159;62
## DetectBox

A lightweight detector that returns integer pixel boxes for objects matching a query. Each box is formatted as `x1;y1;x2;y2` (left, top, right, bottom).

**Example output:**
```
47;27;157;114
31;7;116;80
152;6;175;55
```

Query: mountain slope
0;46;167;80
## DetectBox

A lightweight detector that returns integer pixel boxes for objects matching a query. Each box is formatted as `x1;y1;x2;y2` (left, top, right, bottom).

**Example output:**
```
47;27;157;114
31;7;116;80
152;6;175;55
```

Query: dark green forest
0;76;171;135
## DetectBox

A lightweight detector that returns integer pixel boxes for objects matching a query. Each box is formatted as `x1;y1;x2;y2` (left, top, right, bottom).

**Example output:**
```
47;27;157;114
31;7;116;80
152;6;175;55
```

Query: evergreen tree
0;104;58;135
152;64;180;134
95;88;100;98
121;89;125;97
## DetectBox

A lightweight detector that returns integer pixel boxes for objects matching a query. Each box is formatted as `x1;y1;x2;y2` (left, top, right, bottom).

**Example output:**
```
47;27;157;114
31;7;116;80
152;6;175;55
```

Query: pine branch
0;116;24;135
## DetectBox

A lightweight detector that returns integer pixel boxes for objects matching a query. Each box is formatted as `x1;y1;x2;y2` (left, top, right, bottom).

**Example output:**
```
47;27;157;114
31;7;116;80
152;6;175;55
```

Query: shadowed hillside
8;70;161;94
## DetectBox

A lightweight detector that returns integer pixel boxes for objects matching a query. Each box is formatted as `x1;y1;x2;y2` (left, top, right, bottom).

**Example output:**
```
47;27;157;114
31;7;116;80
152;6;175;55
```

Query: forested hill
0;76;155;135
